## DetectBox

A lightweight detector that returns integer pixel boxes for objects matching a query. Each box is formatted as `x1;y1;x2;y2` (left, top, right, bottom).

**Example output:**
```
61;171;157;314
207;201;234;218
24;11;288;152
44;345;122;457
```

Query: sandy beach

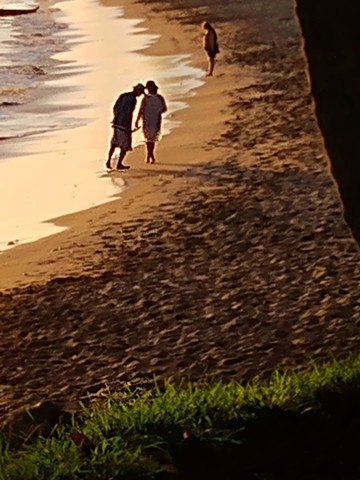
0;0;204;251
1;0;360;422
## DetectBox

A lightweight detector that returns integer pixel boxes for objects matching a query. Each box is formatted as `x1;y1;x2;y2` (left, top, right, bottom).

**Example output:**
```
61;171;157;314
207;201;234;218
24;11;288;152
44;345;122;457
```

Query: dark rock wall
295;0;360;245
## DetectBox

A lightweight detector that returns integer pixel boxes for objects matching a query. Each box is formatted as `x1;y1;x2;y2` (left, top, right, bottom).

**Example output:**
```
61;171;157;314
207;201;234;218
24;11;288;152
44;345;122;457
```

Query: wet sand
1;0;360;422
0;0;203;250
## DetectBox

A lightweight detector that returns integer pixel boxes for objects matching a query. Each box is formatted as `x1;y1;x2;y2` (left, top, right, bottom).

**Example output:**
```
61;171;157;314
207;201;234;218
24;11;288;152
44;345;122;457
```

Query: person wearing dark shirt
202;21;220;76
106;83;145;170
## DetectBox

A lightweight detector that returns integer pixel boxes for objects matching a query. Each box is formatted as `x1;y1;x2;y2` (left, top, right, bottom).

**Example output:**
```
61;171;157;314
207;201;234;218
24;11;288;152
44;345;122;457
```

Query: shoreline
1;0;360;422
0;0;241;292
0;0;204;257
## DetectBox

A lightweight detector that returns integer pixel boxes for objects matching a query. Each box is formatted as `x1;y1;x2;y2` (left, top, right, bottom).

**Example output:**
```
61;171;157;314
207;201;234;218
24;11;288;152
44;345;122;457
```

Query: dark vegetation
296;0;360;246
1;356;360;479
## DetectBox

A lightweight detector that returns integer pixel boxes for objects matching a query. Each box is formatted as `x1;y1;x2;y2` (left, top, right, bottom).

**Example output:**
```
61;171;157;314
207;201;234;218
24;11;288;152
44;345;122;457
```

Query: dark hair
133;83;145;92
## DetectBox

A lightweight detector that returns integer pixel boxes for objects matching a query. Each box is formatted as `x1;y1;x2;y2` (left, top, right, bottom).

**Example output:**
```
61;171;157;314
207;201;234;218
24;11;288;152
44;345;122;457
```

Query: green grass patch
1;354;360;479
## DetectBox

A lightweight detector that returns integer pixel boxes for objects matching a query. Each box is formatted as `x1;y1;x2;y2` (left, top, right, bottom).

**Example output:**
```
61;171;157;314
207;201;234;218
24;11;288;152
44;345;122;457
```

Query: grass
1;354;360;479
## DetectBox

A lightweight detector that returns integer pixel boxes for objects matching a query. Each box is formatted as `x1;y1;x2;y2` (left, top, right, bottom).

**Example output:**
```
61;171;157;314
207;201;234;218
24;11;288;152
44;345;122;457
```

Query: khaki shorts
111;127;132;151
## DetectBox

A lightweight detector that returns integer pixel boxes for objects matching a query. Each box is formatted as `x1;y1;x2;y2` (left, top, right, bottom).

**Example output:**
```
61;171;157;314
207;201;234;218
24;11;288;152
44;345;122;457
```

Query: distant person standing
135;80;167;164
202;21;220;76
106;83;145;170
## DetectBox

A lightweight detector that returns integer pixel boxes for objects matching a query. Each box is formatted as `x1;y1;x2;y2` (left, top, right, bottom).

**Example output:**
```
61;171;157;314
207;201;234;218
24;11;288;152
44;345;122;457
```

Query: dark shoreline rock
0;4;39;16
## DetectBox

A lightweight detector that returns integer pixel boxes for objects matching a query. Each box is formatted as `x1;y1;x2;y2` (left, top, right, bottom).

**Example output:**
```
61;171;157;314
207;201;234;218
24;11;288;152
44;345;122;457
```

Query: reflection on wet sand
0;0;203;251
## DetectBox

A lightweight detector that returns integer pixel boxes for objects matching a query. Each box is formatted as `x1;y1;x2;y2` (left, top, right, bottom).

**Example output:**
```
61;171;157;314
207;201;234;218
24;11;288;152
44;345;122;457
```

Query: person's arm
112;94;124;124
203;31;209;50
113;94;124;115
135;97;145;129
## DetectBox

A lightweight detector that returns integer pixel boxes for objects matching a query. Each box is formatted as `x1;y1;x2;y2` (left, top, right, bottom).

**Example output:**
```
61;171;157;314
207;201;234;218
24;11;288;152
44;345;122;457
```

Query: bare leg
145;144;150;163
106;144;116;169
116;148;129;169
146;142;156;163
208;57;215;76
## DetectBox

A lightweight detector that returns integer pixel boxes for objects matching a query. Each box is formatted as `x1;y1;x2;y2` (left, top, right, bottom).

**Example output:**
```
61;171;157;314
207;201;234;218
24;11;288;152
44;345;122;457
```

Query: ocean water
0;0;204;251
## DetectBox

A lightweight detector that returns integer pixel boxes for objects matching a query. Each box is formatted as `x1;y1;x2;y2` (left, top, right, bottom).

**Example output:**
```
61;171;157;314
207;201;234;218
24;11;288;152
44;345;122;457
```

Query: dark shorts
111;127;132;151
205;48;219;59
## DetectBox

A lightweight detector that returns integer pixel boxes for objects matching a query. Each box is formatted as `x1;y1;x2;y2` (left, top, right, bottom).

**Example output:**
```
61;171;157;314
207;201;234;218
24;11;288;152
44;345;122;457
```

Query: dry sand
1;0;360;421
